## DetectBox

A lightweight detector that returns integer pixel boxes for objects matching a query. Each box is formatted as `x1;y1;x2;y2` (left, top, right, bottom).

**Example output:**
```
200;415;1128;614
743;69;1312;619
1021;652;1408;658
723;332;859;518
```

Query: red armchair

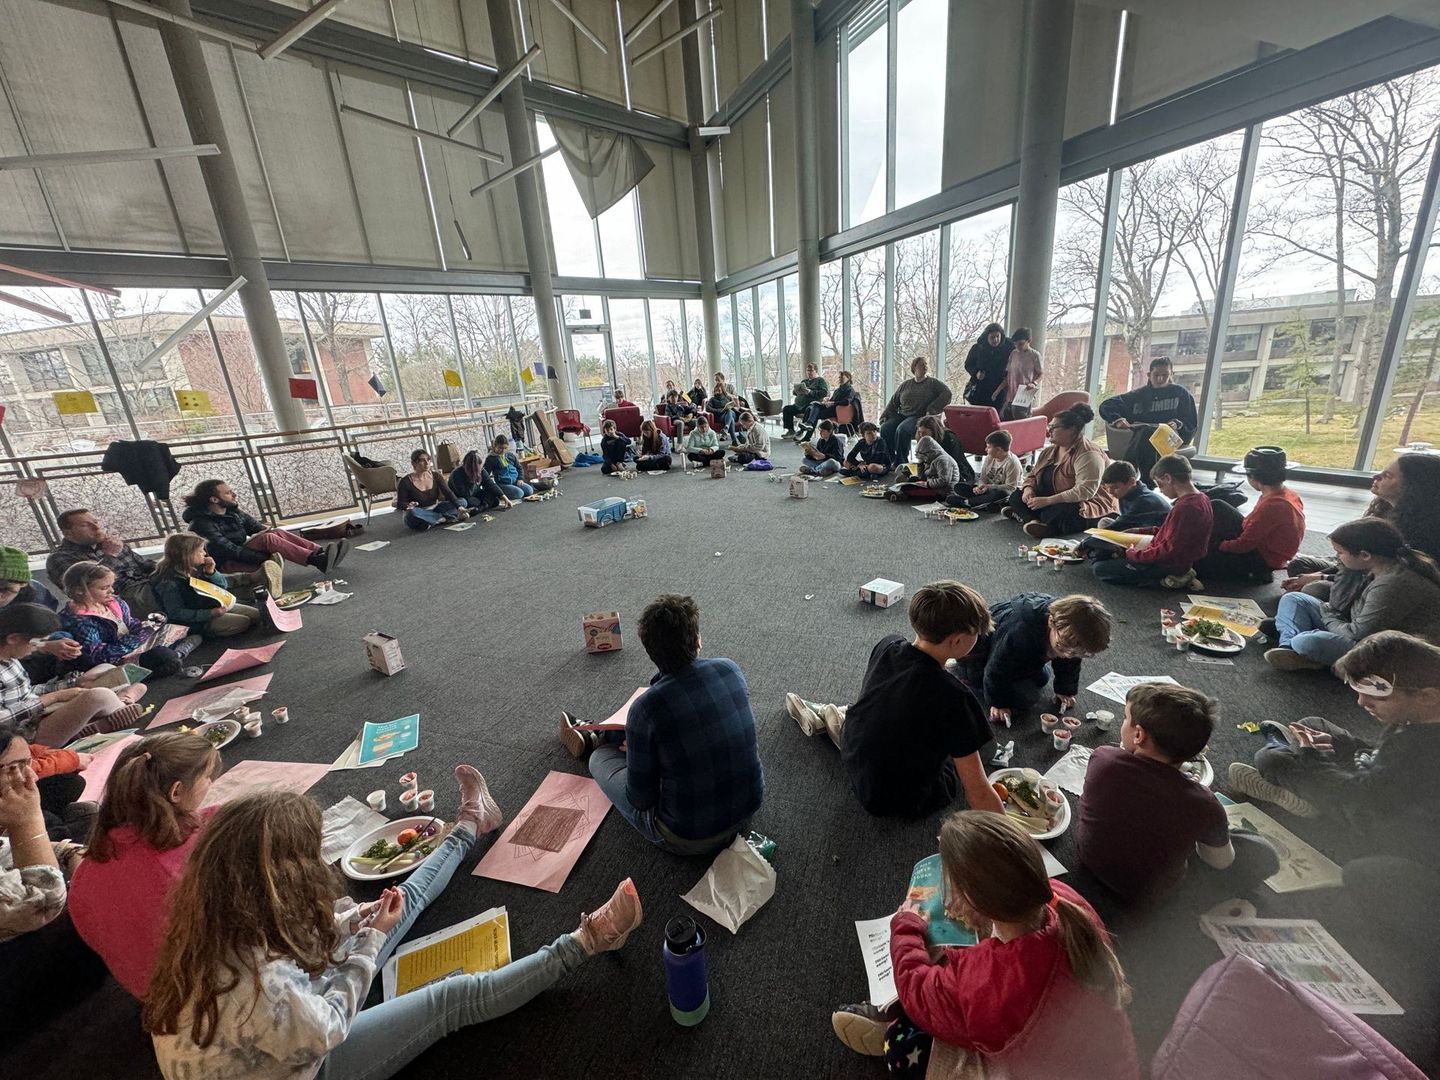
555;408;592;449
943;405;1048;458
1033;390;1091;419
601;405;644;438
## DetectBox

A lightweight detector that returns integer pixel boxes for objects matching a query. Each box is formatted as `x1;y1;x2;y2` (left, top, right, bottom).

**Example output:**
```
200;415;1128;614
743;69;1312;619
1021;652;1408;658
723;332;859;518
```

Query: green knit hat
0;546;30;585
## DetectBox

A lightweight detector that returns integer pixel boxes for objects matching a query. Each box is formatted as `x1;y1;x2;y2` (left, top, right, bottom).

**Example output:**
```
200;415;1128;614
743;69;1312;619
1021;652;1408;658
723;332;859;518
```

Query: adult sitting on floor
558;594;763;856
448;450;514;512
46;508;282;613
1195;446;1306;585
182;480;345;578
782;362;829;440
397;449;470;531
1098;356;1198;476
879;355;952;464
1004;404;1116;539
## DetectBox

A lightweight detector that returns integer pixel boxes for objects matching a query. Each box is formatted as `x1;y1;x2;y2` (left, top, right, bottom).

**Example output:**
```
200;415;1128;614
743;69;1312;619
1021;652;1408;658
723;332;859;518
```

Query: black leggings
946;484;1009;510
1005;488;1093;536
136;645;182;678
687;450;724;463
636;455;672;471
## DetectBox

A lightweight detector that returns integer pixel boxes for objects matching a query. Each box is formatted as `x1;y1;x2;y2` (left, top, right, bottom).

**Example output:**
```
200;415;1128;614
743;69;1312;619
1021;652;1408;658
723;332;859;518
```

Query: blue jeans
588;746;736;856
879;415;920;462
1276;591;1355;666
1090;557;1173;588
497;481;534;500
799;458;842;477
404;501;463;530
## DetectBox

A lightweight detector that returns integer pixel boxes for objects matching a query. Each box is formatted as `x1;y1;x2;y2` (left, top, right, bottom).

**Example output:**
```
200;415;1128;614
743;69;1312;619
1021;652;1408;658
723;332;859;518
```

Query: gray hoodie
914;436;961;497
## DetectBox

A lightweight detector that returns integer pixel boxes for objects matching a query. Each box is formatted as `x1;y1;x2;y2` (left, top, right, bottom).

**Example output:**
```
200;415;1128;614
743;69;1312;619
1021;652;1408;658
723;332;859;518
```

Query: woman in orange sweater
1196;446;1305;584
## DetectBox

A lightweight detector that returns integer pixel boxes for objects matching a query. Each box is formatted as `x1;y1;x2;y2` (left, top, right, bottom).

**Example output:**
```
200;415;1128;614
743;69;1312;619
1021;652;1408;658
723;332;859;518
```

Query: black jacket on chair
101;440;181;498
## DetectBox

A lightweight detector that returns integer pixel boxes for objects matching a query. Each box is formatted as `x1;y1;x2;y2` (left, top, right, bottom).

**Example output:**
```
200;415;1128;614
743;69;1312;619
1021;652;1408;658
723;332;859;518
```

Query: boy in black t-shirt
784;581;1003;818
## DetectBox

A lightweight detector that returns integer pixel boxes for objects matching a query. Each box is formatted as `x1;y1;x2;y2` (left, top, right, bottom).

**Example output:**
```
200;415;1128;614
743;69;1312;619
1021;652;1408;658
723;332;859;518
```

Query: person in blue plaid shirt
560;595;764;855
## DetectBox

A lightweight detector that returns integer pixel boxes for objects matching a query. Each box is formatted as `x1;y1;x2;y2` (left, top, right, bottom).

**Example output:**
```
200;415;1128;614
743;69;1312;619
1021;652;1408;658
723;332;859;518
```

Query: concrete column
155;0;306;433
484;0;574;410
791;0;822;374
681;0;723;375
1007;0;1074;353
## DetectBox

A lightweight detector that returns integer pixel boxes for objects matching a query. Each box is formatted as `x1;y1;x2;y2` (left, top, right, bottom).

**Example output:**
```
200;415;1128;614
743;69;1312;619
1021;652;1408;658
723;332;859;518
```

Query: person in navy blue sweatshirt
1100;460;1172;528
599;419;634;476
1099;357;1198;475
841;423;894;479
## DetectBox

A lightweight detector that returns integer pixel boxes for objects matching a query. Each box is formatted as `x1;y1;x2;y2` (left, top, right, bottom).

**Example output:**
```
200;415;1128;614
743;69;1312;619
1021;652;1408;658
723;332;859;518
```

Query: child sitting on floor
1077;683;1277;906
683;414;726;464
798;420;845;478
1229;631;1440;932
599;419;635;476
785;581;1003;818
895;435;961;500
730;411;771;464
841;422;893;479
953;592;1112;727
946;430;1023;512
1090;454;1212;590
1096;460;1171;530
831;811;1140;1078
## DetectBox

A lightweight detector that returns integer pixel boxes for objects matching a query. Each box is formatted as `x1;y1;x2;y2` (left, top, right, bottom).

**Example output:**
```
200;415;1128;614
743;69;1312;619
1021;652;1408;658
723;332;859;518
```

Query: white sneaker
785;692;825;737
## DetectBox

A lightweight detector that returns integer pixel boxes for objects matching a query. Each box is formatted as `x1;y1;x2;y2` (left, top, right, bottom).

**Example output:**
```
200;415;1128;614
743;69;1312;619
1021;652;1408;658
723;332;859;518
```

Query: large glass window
536;119;601;278
298;292;395;424
844;4;888;227
1370;243;1440;466
894;229;941;392
271;292;331;427
850;247;887;415
608;299;653;413
944;207;1013;390
733;288;759;396
0;287;111;453
649;299;688;401
380;293;461;416
718;294;738;389
1212;73;1438;467
894;0;946;209
755;281;781;394
781;274;801;381
204;288;279;433
510;296;545;395
451;294;522;403
598;191;645;279
819;260;847;393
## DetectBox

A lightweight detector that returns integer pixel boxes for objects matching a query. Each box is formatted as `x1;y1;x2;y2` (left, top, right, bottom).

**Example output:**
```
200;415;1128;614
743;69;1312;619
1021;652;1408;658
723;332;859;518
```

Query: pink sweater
68;807;215;998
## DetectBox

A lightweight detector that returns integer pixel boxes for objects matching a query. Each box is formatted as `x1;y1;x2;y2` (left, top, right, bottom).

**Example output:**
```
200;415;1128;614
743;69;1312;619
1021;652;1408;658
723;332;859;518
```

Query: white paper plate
1031;539;1086;563
1180;626;1245;654
989;768;1071;840
1181;756;1215;786
343;815;451;881
191;719;241;751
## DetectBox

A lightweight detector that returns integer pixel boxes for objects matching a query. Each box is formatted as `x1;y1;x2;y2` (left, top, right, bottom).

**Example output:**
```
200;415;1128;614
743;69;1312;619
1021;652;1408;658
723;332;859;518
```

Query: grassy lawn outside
1203;397;1440;471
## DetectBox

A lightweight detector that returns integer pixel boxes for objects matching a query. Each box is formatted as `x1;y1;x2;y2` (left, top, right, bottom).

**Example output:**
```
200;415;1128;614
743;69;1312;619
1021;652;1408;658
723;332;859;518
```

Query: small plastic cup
1053;727;1073;752
1062;714;1081;732
243;719;263;738
399;789;419;812
1040;713;1060;734
399;771;418;795
1017;544;1029;560
366;790;386;812
1092;709;1116;731
417;789;435;813
271;707;289;725
1051;557;1062;572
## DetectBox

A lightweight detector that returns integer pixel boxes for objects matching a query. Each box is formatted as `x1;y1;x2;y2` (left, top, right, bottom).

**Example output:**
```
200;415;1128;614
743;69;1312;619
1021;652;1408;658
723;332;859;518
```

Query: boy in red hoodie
1197;445;1306;583
1091;454;1213;589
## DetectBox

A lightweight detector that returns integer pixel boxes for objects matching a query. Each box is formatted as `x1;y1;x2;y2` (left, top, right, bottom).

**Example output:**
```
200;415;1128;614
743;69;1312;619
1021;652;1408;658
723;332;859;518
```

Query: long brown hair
640;420;665;455
1331;517;1440;589
87;732;220;861
153;534;209;583
938;811;1129;1007
144;792;340;1047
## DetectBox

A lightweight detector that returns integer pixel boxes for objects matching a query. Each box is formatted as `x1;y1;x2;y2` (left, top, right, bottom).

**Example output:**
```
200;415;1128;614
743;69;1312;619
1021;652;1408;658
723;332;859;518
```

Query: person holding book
707;373;738;439
1229;631;1440;930
832;811;1140;1077
144;787;645;1080
1195;446;1306;584
1098;356;1197;475
946;430;1023;512
1096;460;1171;529
61;563;199;684
1264;518;1440;672
784;581;1004;819
662;390;696;439
1077;683;1277;906
0;603;146;746
68;731;222;998
151;535;260;638
730;411;771;465
842;422;894;479
558;594;763;855
795;370;858;442
782;362;829;439
686;378;708;409
635;420;673;473
952;592;1113;727
1090;454;1213;589
1003;404;1116;539
994;326;1043;420
599;418;635;476
797;420;845;478
683;414;726;465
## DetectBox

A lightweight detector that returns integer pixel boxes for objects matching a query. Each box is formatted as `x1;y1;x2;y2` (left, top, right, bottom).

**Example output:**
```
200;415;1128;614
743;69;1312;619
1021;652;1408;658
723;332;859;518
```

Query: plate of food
1177;617;1245;654
860;484;889;499
1180;754;1215;786
189;718;241;750
943;507;980;522
343;816;455;880
1031;539;1086;563
989;767;1070;839
275;588;313;610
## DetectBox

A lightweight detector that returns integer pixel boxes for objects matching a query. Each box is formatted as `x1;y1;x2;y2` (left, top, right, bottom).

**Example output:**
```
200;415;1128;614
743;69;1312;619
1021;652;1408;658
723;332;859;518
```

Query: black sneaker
1259;618;1278;638
331;537;351;568
559;711;596;759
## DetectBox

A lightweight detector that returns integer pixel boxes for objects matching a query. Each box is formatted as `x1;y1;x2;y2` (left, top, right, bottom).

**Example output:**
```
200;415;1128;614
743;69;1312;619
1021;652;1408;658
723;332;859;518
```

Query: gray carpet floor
7;441;1437;1078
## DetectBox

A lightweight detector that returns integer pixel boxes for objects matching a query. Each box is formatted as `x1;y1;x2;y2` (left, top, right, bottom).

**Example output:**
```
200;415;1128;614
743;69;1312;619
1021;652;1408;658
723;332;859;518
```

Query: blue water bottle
663;915;710;1026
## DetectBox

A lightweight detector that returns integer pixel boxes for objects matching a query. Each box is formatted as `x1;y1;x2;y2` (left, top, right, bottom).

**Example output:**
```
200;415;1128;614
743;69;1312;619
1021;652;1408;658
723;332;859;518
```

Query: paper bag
681;836;776;933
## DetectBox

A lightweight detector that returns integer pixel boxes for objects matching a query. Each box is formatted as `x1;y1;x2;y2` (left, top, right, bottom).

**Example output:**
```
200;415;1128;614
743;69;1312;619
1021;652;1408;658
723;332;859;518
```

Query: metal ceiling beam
467;146;560;198
0;290;72;322
141;275;246;366
444;43;541;137
631;6;722;67
257;0;354;60
0;144;219;171
545;0;608;54
0;261;120;296
99;0;259;49
624;0;676;48
338;104;507;163
187;0;688;148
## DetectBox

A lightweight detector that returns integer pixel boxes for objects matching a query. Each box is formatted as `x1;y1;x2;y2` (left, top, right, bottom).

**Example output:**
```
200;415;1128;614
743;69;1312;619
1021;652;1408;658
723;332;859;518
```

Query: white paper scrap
320;796;388;865
354;541;389;551
855;916;897;1008
308;589;352;605
1085;673;1181;705
1043;745;1092;797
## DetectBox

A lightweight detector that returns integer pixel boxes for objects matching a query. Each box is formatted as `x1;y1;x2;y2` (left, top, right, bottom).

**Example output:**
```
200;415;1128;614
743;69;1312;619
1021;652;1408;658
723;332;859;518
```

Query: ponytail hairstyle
938;811;1129;1007
1369;454;1440;562
87;732;221;861
1330;517;1440;589
60;560;114;605
144;792;338;1048
153;534;209;582
183;479;225;511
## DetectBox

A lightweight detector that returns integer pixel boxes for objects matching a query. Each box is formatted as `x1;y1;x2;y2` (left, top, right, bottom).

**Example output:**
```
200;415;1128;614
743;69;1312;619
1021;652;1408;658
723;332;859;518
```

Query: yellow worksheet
382;907;511;999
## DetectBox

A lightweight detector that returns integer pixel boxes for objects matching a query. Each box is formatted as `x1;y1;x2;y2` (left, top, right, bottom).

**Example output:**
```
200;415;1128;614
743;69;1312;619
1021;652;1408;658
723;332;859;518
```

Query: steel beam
631;6;721;67
624;0;676;48
0;290;71;322
546;0;608;55
338;105;506;163
142;276;247;368
0;145;219;171
1085;169;1122;403
0;261;119;296
444;44;541;137
258;0;354;60
99;0;259;48
466;146;558;198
